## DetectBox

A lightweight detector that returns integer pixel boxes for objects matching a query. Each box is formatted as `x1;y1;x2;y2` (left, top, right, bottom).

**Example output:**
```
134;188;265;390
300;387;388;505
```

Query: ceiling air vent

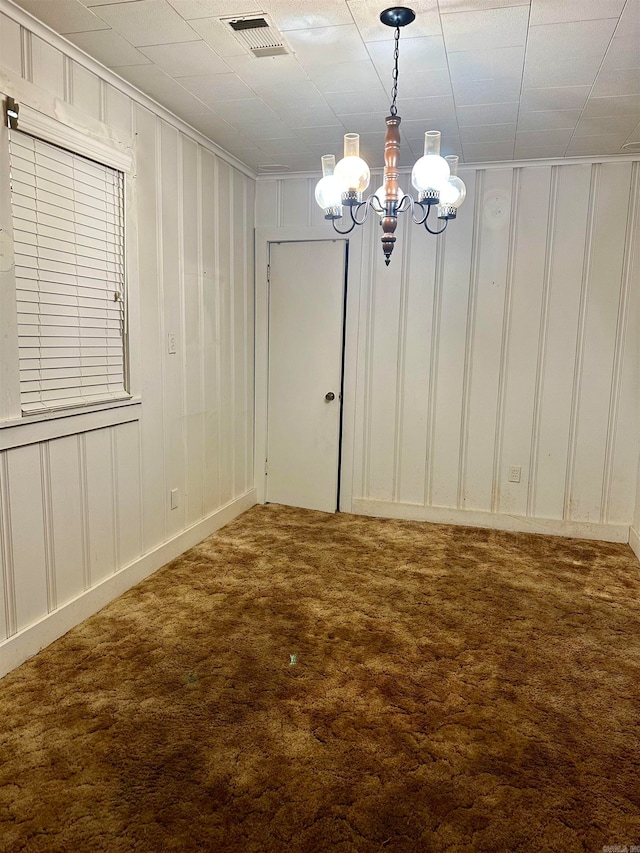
224;14;289;58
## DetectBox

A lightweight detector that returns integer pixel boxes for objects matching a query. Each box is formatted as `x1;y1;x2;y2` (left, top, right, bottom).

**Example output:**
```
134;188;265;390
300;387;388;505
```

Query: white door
266;240;346;513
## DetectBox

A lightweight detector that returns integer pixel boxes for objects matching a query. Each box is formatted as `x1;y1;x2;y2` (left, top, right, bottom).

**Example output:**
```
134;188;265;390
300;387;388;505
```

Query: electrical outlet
170;489;179;510
168;332;177;354
508;466;521;483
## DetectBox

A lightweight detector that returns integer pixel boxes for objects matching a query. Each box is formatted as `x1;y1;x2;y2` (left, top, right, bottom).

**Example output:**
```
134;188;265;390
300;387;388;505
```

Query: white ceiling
10;0;640;172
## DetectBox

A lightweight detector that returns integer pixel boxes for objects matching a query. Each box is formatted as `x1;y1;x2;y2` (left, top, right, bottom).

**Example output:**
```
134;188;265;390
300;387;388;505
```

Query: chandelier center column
381;114;401;266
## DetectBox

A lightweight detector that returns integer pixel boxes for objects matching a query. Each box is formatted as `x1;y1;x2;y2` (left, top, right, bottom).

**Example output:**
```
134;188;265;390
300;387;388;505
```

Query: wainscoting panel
256;158;639;537
0;2;256;672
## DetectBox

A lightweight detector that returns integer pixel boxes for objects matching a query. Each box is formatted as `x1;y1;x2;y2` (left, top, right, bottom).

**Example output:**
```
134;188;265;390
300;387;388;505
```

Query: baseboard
0;489;257;679
351;498;630;543
629;526;640;560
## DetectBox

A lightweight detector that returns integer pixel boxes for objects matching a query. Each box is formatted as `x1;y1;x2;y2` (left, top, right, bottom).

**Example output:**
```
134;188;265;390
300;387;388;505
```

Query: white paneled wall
257;158;639;540
0;4;255;676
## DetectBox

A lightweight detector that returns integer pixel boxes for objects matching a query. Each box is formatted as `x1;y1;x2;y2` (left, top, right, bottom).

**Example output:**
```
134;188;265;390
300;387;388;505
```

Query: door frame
255;226;365;512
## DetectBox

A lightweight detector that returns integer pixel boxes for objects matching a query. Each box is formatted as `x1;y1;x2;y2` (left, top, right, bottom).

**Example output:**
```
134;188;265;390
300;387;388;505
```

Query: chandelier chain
389;26;401;116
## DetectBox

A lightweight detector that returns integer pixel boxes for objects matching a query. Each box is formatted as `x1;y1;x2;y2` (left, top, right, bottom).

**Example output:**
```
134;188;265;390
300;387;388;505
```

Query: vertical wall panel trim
276;180;284;228
307;178;314;228
177;134;188;519
63;56;72;104
563;163;599;520
362;223;377;497
457;169;485;509
601;161;639;522
229;170;237;494
110;427;120;571
39;442;56;612
527;165;559;517
78;434;91;591
214;157;223;508
20;27;32;82
155;119;168;538
425;229;446;506
243;178;251;492
393;216;411;501
99;79;107;124
0;452;17;636
491;167;521;513
197;147;206;519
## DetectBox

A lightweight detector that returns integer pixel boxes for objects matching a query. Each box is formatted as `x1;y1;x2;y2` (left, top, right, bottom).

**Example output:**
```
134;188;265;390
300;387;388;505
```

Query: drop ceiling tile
566;133;629;154
618;0;640;35
452;77;522;106
268;1;356;31
324;89;391;115
189;17;249;57
395;95;456;121
236;149;277;170
209;97;279;125
525;19;619;64
401;117;460;140
82;0;141;5
522;54;602;88
348;0;442;41
582;94;640;116
602;36;640;70
165;0;250;18
624;121;640;143
225;54;310;86
253;136;306;155
67;29;151;67
573;114;640;136
272;102;342;129
305;60;382;93
93;0;200;46
514;144;569;159
366;36;448;73
517;109;582;130
140;41;229;77
182;111;237;139
285;24;368;67
438;0;529;10
447;46;525;84
111;63;203;105
459;123;517;143
515;128;575;147
253;80;326;105
530;0;625;25
456;102;519;126
390;68;453;100
592;67;640;97
462;140;515;161
16;0;109;33
298;125;351;145
441;6;530;53
265;152;320;171
177;73;254;103
520;86;591;111
337;112;390;134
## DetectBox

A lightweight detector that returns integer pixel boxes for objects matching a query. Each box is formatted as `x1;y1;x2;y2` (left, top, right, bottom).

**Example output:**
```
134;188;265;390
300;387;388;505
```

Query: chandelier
314;6;466;266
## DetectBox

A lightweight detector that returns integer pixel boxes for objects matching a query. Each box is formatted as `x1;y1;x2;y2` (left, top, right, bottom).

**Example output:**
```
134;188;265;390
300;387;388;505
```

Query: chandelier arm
397;193;413;214
330;217;359;236
423;211;448;236
350;199;373;226
411;201;430;226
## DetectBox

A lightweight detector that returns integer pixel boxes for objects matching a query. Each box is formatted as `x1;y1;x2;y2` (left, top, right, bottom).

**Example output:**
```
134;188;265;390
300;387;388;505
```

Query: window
7;129;128;414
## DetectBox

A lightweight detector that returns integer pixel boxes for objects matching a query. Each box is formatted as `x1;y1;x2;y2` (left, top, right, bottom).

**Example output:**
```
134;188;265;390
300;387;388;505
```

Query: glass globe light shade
334;155;371;194
315;174;344;211
439;175;466;209
373;184;405;216
411;154;450;193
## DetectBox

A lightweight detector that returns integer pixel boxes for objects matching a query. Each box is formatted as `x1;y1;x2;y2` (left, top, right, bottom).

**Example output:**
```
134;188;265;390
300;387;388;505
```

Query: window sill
0;398;142;451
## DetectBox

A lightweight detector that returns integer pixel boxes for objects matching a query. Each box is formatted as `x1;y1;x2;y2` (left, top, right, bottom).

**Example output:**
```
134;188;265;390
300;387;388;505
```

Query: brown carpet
1;504;639;853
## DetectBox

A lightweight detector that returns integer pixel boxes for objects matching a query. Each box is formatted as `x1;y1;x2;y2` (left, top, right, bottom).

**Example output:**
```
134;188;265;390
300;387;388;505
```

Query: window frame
0;95;141;447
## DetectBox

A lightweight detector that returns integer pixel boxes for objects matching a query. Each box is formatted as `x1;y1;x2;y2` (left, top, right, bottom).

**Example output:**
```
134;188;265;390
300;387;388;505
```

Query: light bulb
411;130;450;202
315;174;344;212
333;133;370;199
373;184;405;216
437;155;466;220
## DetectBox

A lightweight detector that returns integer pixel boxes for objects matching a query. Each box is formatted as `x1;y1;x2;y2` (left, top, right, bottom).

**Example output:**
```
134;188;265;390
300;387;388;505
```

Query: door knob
325;392;335;401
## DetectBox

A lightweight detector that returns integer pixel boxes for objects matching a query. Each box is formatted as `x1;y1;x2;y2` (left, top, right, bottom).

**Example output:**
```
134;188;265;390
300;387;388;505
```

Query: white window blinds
8;130;127;414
